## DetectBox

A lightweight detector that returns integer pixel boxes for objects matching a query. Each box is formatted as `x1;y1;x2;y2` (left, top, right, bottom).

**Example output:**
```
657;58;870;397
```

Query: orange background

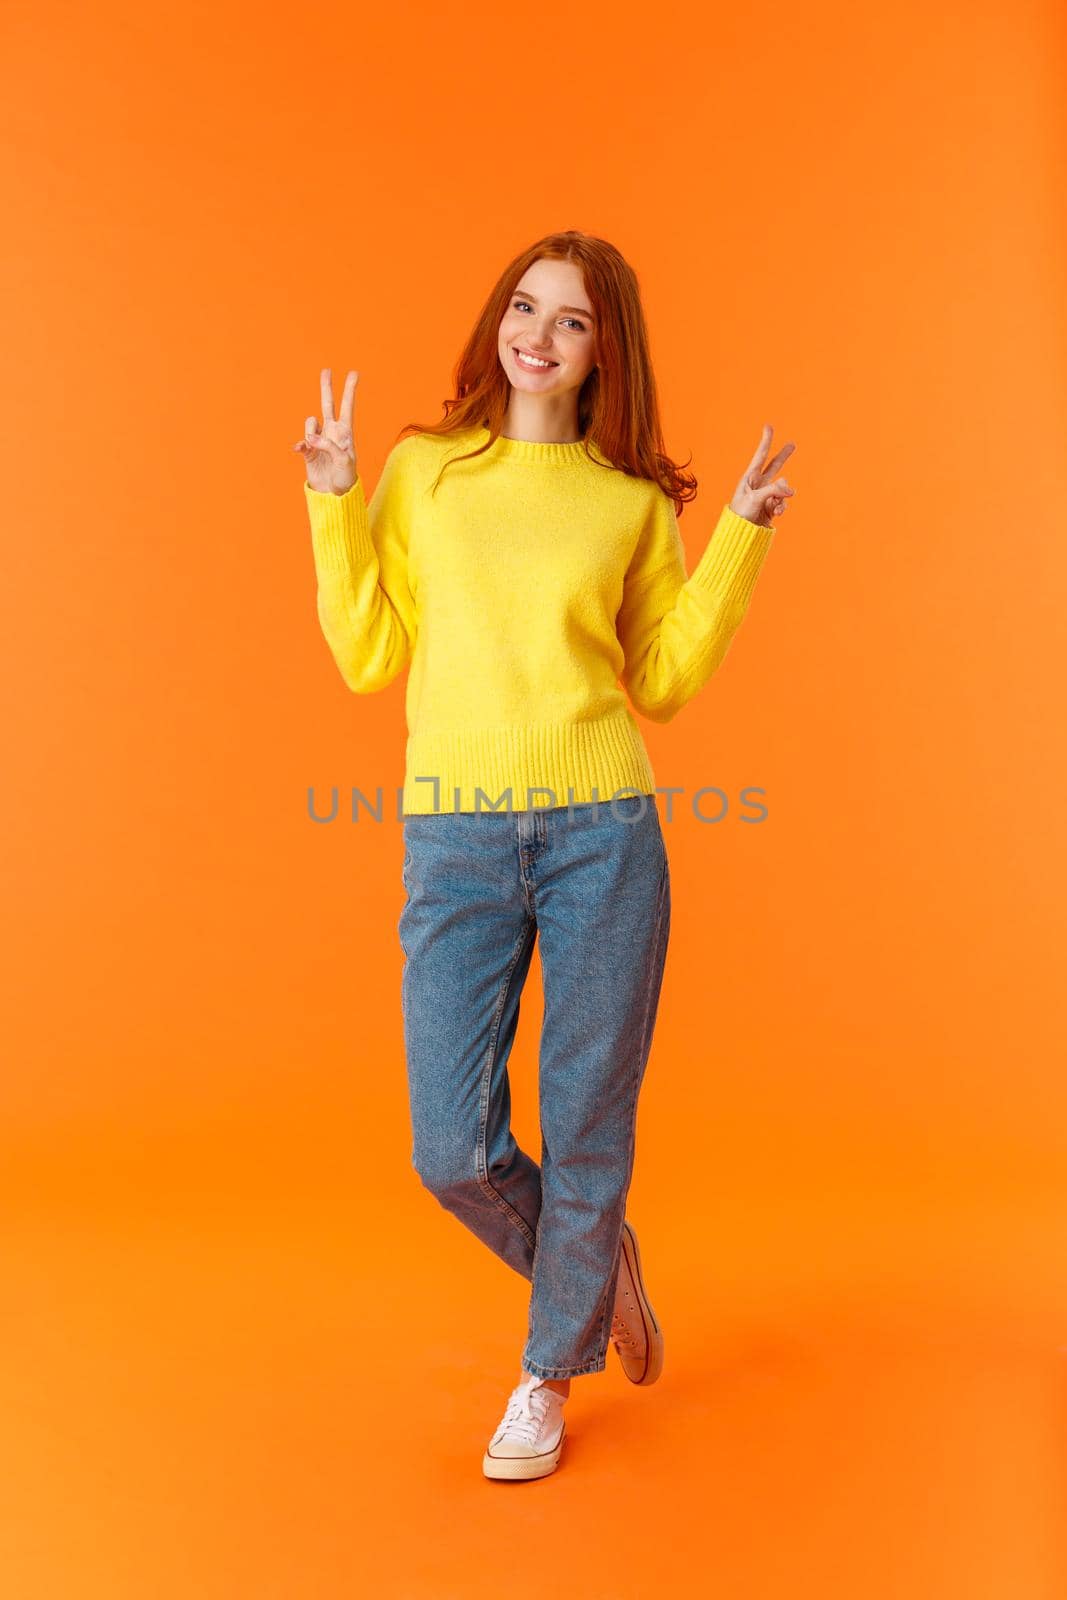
3;0;1066;1593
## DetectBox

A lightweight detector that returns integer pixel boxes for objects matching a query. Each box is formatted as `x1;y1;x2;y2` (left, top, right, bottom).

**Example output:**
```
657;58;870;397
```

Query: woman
294;230;797;1482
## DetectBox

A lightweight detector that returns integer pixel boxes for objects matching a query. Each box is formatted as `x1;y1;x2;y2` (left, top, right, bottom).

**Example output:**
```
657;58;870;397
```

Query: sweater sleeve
304;437;418;694
616;489;776;724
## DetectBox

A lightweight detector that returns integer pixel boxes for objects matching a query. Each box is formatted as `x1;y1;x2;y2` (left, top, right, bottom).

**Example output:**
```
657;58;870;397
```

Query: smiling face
497;257;598;402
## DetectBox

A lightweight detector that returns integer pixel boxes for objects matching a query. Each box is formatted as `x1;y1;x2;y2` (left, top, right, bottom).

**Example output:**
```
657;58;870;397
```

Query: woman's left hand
730;424;798;529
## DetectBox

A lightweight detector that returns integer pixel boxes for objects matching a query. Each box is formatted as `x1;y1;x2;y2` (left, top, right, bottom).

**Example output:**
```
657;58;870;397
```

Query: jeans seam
522;1355;608;1380
591;848;671;1368
526;849;671;1379
475;917;538;1251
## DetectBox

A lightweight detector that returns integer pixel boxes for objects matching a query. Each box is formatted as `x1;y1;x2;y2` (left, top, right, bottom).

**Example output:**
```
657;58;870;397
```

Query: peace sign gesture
729;424;798;529
292;368;359;495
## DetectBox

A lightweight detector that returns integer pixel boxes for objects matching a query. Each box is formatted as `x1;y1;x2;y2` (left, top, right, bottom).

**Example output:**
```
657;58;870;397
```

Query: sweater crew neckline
474;424;599;465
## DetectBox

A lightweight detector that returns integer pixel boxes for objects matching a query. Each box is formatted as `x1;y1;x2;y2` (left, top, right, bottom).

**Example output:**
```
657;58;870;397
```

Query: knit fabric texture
304;424;776;815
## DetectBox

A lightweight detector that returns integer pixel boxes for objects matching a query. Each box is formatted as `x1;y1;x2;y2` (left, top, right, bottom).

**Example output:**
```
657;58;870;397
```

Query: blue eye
512;299;586;333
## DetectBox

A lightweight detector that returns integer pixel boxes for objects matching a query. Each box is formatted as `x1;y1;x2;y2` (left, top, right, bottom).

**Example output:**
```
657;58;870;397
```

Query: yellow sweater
305;424;775;815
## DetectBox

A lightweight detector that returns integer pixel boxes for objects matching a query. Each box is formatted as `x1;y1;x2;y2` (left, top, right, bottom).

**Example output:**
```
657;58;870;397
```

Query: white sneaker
482;1374;568;1481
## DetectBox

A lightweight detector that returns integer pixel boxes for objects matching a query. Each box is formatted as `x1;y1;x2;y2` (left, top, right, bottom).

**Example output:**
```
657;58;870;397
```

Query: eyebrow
513;288;595;322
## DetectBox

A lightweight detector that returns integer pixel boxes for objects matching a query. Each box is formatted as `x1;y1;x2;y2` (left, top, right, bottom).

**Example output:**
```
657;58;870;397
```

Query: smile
513;347;558;370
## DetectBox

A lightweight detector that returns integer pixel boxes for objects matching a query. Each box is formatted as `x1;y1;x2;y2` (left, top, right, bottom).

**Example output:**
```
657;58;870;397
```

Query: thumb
316;435;349;462
303;416;347;460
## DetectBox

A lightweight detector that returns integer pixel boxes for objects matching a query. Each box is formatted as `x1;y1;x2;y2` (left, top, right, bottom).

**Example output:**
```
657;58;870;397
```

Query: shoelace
495;1377;556;1446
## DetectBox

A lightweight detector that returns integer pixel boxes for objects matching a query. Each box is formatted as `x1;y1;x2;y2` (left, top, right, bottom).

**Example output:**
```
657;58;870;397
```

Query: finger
311;434;349;463
746;472;793;495
760;442;796;480
305;415;318;441
320;368;335;424
339;370;359;431
743;423;774;480
753;487;789;519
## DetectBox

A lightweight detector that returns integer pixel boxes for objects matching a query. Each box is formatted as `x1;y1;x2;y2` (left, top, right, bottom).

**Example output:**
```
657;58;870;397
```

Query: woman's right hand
292;368;359;495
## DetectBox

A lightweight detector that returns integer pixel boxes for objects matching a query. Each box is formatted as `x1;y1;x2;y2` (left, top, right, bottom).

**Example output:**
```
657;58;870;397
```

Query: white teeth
515;349;554;369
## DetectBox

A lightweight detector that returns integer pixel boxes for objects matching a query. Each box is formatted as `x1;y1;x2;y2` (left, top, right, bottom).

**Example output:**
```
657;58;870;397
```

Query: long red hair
398;230;697;516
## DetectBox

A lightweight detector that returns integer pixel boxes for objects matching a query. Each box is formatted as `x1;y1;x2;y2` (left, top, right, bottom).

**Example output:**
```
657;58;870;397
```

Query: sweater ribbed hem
304;477;374;577
690;506;776;608
401;709;658;814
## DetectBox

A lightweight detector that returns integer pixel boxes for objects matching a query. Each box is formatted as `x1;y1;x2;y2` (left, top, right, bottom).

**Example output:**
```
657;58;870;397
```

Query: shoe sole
482;1420;566;1481
618;1220;664;1386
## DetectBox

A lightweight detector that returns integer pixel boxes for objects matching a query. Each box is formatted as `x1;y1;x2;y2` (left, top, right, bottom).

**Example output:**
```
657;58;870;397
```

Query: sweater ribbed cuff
690;504;775;610
304;477;376;578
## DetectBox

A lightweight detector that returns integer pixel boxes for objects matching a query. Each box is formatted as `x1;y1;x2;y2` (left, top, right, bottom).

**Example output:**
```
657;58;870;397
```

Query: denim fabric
398;794;671;1380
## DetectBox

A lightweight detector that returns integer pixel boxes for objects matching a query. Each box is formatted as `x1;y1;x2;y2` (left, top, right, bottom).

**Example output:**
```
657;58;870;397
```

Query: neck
501;391;583;444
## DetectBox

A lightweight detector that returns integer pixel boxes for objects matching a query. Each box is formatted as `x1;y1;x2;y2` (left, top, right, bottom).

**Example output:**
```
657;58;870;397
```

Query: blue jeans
398;794;671;1380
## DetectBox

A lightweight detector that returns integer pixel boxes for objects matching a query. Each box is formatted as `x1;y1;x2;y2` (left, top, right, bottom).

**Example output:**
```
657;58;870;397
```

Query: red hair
398;230;697;516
